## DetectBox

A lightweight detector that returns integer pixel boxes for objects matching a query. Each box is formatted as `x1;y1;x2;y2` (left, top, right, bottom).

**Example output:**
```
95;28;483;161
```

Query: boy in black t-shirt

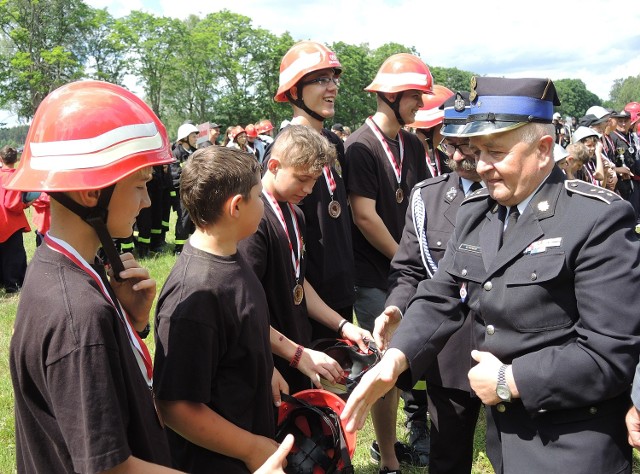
154;146;283;473
238;125;372;394
9;81;180;473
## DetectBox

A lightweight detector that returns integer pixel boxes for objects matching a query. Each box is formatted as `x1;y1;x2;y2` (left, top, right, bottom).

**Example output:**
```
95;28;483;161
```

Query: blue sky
3;0;639;126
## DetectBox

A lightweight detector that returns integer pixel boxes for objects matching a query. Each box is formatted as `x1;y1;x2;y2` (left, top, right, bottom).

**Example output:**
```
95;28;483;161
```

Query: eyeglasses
302;76;341;88
439;139;475;158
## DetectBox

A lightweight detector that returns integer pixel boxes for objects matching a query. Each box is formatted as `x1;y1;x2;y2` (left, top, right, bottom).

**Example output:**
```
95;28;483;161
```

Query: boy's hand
244;435;280;473
109;253;156;329
254;434;294;474
271;369;289;407
340;322;373;353
298;349;343;388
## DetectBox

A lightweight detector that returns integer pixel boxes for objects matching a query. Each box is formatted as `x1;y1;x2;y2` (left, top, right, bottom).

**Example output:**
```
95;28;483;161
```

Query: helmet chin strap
49;185;125;281
379;91;406;126
286;87;326;123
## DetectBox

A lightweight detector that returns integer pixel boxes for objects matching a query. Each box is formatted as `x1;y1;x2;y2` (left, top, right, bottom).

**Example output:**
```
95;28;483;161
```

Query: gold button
483;281;493;291
497;403;506;413
589;407;598;415
461;268;468;277
530;272;537;281
486;325;495;335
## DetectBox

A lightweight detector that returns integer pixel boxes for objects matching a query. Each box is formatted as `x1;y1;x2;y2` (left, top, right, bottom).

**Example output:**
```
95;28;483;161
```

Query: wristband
290;345;304;368
136;323;151;339
337;319;349;336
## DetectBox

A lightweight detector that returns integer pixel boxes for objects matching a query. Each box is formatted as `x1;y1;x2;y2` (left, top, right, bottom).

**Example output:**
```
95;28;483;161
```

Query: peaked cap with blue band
440;91;471;137
460;77;561;137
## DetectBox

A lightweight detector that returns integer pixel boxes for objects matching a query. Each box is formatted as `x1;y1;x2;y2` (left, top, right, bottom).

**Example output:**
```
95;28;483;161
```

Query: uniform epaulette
461;187;489;204
414;173;449;189
564;180;621;204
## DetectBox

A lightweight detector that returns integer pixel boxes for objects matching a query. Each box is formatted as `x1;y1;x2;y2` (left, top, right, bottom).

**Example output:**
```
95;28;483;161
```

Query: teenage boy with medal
238;125;372;395
265;40;356;341
8;80;294;474
7;81;179;473
343;53;432;474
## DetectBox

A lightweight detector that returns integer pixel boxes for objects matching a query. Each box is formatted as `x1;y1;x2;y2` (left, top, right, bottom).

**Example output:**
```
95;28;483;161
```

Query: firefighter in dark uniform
384;91;482;474
343;77;640;474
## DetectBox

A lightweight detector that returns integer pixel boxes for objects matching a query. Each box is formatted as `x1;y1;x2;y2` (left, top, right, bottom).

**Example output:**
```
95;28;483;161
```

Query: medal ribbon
323;165;336;198
366;117;404;187
262;189;302;281
613;130;633;148
44;233;153;387
424;152;436;178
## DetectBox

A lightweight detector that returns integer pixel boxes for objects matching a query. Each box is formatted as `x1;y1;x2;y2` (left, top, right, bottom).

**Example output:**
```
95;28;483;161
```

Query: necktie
468;181;482;194
501;206;520;247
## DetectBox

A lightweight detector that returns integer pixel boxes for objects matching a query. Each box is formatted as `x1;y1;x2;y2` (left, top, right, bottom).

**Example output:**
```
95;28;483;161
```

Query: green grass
1;208;639;473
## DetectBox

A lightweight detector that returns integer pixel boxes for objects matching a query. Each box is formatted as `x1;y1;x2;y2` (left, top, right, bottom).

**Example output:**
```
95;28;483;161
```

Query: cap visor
441;123;467;137
458;121;527;138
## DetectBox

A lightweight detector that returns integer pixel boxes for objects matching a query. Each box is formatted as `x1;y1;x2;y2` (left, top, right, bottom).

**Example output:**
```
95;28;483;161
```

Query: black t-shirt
154;242;274;474
263;128;355;311
344;122;428;290
237;195;312;393
10;244;171;473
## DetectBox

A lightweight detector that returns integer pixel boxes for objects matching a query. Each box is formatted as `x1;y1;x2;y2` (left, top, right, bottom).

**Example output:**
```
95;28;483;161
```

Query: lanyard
44;233;153;387
613;131;632;147
262;189;302;281
323;165;336;198
366;117;404;186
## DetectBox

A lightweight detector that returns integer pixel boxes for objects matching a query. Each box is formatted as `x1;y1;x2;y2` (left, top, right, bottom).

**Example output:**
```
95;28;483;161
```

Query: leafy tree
431;67;476;93
607;75;640;111
83;8;129;84
330;41;376;129
0;0;93;120
553;78;601;119
120;11;185;119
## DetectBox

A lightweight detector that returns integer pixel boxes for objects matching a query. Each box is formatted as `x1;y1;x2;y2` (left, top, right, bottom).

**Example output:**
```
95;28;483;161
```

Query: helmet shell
365;53;434;95
409;85;454;129
177;123;199;142
625;102;640;124
230;125;246;140
256;119;274;134
276;389;356;474
7;80;173;192
245;124;258;138
275;41;342;102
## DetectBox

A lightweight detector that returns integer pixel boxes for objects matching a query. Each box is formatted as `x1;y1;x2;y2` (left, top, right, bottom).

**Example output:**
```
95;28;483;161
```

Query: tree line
1;0;639;146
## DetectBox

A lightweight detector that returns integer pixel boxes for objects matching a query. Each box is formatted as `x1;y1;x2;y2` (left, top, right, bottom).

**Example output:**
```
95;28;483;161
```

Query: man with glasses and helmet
344;53;432;474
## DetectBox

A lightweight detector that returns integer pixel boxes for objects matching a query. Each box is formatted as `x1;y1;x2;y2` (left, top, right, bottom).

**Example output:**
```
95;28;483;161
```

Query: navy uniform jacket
391;166;640;471
387;172;474;390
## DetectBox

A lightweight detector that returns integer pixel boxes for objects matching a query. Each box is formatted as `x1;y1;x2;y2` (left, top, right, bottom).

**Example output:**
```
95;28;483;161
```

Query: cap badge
454;92;465;112
469;76;478;102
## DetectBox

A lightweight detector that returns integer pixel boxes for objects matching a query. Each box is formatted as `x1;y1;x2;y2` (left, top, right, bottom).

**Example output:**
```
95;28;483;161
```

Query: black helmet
310;339;380;399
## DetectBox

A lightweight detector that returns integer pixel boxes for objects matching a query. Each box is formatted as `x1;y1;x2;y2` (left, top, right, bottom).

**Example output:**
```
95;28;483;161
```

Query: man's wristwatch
496;364;512;402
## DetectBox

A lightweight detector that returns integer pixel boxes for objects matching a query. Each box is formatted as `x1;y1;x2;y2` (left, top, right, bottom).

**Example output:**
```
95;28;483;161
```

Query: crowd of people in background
4;38;640;474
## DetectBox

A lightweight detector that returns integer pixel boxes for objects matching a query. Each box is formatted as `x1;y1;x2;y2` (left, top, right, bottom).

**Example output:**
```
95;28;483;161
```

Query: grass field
0;208;638;473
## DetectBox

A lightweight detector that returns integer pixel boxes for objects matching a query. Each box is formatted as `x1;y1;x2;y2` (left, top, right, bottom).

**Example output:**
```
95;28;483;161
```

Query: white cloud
85;0;640;100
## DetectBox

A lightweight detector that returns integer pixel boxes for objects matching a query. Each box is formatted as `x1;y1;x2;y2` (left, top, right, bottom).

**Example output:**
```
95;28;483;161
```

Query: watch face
496;384;511;401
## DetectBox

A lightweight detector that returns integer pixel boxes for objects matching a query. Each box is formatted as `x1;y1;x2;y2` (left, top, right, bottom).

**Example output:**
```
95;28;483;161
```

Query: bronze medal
396;187;404;204
293;283;304;305
328;200;342;218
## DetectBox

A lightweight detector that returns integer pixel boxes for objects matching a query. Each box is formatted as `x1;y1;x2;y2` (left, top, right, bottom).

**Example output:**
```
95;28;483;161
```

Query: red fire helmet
6;80;173;192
